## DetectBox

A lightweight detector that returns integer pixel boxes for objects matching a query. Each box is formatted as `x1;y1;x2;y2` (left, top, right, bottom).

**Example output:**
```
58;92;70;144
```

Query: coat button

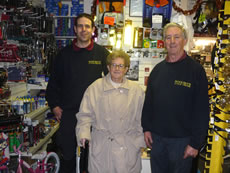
108;137;114;141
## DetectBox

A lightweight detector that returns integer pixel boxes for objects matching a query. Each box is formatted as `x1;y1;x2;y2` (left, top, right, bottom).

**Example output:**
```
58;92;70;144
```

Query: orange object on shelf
145;0;169;7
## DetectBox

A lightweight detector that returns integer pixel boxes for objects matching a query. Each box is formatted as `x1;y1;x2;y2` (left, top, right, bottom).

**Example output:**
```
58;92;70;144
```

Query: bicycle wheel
44;152;60;173
0;166;9;173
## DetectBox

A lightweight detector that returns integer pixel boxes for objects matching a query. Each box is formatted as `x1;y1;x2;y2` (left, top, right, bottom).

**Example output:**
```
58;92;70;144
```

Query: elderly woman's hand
80;138;89;148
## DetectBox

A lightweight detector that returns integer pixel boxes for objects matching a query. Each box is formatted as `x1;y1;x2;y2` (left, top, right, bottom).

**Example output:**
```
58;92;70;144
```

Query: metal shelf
53;15;77;18
8;81;27;100
10;123;59;156
24;106;49;120
55;36;75;39
29;123;59;154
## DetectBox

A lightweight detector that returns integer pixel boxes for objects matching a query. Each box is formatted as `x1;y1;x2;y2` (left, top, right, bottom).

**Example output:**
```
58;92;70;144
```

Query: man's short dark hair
75;13;95;28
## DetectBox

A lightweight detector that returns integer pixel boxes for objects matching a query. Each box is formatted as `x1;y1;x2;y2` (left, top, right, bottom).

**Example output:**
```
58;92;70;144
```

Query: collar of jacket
72;38;94;51
165;51;187;62
103;73;130;92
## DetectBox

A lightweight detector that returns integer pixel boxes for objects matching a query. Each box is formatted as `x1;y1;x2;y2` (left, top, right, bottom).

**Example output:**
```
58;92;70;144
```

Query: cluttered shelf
9;123;59;156
29;123;59;154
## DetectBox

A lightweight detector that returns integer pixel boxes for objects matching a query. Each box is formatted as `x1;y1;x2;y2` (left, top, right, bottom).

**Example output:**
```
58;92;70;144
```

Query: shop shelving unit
28;123;59;154
7;76;59;156
24;106;49;123
204;1;230;173
52;15;76;49
8;106;59;156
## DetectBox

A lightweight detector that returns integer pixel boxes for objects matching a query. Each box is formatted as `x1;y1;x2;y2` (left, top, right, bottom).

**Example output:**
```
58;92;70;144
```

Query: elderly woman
76;50;145;173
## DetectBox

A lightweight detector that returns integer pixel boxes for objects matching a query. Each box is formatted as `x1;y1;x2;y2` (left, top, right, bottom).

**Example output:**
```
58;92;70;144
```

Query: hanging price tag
104;16;115;26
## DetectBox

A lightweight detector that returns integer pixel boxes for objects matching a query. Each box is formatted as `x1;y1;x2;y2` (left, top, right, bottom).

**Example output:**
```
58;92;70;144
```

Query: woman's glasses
110;63;125;69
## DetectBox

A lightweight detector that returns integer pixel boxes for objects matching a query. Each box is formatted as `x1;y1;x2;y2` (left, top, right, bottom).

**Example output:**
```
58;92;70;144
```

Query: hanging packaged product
143;0;153;28
97;0;124;27
143;39;151;48
133;27;143;48
0;43;21;62
143;0;173;28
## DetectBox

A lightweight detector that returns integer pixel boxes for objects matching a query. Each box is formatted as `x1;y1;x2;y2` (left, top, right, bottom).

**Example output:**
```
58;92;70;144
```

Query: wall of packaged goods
1;0;230;173
0;0;60;172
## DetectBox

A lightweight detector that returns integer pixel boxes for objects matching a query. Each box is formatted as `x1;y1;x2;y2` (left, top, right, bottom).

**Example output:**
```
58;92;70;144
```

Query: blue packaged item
7;66;26;81
45;77;49;82
72;1;79;6
72;0;79;5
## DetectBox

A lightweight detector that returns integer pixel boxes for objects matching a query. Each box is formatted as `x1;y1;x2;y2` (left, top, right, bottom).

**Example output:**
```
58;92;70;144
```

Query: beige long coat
76;74;145;173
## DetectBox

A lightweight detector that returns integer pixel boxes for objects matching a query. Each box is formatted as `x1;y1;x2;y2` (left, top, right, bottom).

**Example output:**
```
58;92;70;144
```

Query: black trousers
150;133;193;173
59;156;77;173
56;110;78;173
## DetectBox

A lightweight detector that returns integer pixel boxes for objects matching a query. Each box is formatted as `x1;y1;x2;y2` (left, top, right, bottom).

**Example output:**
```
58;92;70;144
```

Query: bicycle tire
0;166;9;173
44;152;60;173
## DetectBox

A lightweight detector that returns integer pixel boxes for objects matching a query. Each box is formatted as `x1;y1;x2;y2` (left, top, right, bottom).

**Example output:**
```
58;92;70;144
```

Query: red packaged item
0;43;21;62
